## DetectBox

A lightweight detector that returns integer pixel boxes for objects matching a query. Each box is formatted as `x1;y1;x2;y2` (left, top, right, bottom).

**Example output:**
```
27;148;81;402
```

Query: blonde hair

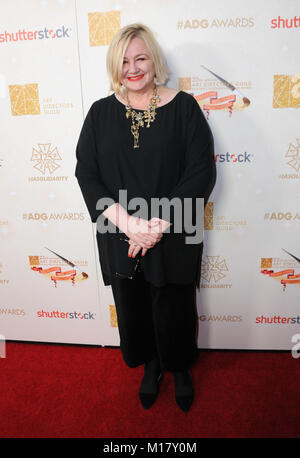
106;23;169;94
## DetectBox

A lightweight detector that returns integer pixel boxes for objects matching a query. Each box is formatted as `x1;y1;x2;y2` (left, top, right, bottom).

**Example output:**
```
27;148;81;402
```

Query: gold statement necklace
125;85;160;148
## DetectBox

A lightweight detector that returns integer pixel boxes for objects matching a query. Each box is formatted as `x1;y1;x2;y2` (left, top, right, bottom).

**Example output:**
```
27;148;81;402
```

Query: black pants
110;267;198;372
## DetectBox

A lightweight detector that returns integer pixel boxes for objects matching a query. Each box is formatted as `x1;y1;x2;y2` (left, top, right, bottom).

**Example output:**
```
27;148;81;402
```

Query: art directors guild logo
200;255;232;288
8;83;40;116
8;83;73;116
204;202;247;233
29;143;68;182
273;75;300;109
88;11;120;46
279;138;300;180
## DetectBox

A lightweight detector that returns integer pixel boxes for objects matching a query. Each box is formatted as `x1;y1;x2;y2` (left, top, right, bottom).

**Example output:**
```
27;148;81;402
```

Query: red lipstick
128;74;144;81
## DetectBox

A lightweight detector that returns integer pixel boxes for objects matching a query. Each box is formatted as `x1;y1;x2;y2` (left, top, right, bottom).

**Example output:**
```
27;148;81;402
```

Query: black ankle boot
173;370;194;412
139;358;163;409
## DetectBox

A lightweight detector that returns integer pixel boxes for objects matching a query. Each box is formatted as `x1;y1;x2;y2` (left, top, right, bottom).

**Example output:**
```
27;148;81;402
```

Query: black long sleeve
75;102;116;223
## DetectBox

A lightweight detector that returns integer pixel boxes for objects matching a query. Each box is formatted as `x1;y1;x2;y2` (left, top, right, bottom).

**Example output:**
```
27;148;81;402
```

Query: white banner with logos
0;0;299;350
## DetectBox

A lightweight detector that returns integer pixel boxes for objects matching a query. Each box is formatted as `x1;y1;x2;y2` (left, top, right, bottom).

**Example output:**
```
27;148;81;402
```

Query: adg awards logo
29;248;88;288
260;249;300;291
179;66;251;120
8;83;73;116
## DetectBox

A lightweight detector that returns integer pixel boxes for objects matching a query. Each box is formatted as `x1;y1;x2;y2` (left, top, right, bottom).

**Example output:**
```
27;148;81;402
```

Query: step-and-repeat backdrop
0;0;299;350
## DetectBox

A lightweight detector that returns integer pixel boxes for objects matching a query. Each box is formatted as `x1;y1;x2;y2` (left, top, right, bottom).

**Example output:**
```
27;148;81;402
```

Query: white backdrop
0;0;299;349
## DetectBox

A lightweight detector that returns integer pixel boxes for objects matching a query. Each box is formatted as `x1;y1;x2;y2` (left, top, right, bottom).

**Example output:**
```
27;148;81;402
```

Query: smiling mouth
128;74;144;81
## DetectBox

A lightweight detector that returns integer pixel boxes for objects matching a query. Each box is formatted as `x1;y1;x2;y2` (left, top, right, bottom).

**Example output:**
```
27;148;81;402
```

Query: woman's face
121;36;156;94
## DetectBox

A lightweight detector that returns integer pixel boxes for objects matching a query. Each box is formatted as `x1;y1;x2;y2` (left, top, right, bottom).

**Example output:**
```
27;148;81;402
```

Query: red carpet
0;342;299;438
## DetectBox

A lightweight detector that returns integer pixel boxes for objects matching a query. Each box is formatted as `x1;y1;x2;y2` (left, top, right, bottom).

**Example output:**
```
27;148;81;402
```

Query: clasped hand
126;216;171;257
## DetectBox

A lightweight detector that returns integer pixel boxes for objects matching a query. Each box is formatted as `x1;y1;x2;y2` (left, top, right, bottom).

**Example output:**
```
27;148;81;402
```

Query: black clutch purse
108;233;142;279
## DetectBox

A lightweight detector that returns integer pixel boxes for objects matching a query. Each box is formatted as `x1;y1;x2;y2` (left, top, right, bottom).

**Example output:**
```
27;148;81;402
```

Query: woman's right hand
102;204;166;250
125;215;163;249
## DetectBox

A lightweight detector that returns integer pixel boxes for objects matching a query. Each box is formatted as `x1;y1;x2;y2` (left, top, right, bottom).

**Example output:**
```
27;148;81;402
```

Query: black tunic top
75;90;216;287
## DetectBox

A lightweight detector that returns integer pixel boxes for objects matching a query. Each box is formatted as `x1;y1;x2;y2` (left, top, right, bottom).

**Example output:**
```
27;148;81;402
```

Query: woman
75;23;215;412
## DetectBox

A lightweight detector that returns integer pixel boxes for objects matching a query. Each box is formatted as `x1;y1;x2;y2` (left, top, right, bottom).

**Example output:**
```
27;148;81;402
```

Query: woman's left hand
128;240;148;258
127;217;172;258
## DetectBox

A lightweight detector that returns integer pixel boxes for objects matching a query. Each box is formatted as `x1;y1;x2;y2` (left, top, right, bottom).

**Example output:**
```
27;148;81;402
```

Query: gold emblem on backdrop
29;255;40;266
178;77;192;91
261;258;273;269
273;75;300;108
285;139;300;172
204;202;214;230
109;305;118;327
88;11;120;46
201;255;229;283
8;83;40;116
31;143;62;175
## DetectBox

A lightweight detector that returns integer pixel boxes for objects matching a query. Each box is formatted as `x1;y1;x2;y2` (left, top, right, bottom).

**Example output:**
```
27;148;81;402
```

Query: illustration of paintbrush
45;247;88;278
201;65;250;105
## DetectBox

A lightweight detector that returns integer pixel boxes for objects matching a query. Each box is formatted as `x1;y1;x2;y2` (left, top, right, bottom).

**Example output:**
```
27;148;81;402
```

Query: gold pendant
125;85;160;148
131;126;139;148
